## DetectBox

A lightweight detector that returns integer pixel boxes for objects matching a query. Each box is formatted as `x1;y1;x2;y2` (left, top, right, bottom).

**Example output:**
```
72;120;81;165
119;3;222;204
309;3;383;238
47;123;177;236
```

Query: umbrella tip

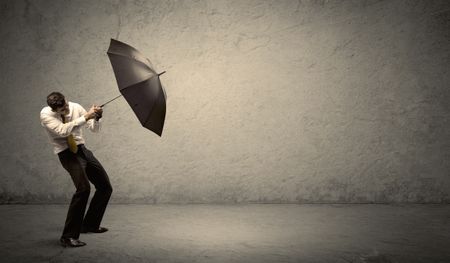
158;71;166;76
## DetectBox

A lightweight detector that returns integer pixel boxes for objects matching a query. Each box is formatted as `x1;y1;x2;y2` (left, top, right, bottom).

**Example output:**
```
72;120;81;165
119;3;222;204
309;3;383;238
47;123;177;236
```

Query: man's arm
40;112;86;137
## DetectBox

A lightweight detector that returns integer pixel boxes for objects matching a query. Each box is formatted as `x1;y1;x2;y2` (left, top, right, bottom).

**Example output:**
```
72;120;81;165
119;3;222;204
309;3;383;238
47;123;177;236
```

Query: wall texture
1;0;449;203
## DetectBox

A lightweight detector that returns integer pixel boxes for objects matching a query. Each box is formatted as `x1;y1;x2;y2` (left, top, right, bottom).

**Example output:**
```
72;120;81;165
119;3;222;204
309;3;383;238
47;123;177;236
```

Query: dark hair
47;92;66;110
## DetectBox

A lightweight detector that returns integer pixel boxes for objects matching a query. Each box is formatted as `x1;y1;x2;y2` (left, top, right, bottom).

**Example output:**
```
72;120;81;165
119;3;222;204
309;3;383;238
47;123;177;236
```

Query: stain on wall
1;0;449;203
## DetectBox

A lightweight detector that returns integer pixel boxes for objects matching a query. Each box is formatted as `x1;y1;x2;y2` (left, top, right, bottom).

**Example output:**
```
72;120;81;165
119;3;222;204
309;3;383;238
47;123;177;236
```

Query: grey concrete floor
0;204;449;263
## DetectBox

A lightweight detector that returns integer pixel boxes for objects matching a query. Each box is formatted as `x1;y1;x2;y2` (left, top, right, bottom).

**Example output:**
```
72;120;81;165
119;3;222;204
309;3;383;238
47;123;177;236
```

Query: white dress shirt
40;101;101;154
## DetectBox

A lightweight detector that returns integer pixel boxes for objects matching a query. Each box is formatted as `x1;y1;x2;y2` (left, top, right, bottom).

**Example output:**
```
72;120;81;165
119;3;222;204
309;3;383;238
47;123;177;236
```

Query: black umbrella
103;38;167;136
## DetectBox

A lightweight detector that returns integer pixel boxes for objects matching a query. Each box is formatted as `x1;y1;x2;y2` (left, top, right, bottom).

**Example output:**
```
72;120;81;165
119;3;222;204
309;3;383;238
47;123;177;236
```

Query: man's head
47;92;69;115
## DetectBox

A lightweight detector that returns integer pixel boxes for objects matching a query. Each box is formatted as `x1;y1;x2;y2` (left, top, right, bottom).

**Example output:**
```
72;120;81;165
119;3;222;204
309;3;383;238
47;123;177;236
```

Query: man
40;92;113;247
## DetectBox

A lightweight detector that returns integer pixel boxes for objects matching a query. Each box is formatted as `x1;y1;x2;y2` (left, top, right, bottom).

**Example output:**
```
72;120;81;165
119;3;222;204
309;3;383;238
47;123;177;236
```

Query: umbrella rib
107;52;156;74
126;77;163;126
119;74;159;93
120;76;162;124
142;93;162;128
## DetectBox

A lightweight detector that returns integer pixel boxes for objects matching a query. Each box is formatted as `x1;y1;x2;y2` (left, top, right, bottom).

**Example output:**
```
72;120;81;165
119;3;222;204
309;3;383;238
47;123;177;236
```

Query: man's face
54;100;69;115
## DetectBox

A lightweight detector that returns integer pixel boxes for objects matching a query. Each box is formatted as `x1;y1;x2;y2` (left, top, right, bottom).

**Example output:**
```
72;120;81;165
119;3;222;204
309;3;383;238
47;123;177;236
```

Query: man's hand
94;106;103;120
84;105;98;120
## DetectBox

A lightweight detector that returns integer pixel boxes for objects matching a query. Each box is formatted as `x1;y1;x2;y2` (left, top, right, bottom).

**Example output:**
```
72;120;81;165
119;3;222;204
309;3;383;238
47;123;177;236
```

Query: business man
40;92;113;247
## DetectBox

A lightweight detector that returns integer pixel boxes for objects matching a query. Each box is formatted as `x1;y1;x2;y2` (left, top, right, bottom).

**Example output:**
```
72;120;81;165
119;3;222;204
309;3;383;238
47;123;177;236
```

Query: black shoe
60;237;86;247
81;226;109;233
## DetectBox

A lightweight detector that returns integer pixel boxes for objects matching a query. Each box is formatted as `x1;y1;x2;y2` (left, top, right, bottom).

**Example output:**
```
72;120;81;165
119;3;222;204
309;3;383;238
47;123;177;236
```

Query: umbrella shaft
100;94;123;107
101;71;165;107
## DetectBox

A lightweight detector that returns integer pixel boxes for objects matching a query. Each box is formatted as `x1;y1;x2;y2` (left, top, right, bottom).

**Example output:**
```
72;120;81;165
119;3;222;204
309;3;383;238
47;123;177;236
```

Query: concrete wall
1;0;449;203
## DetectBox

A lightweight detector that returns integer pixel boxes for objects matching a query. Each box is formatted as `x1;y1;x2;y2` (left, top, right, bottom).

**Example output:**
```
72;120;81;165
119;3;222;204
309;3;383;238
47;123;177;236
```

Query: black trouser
58;144;112;239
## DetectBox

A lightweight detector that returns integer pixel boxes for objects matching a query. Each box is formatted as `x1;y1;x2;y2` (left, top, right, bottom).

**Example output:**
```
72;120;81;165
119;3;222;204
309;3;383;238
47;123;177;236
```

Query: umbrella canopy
106;38;167;136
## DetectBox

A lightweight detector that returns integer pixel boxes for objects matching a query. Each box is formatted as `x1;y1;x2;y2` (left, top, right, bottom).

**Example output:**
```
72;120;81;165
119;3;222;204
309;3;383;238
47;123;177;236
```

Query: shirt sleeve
78;104;101;133
40;111;86;138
